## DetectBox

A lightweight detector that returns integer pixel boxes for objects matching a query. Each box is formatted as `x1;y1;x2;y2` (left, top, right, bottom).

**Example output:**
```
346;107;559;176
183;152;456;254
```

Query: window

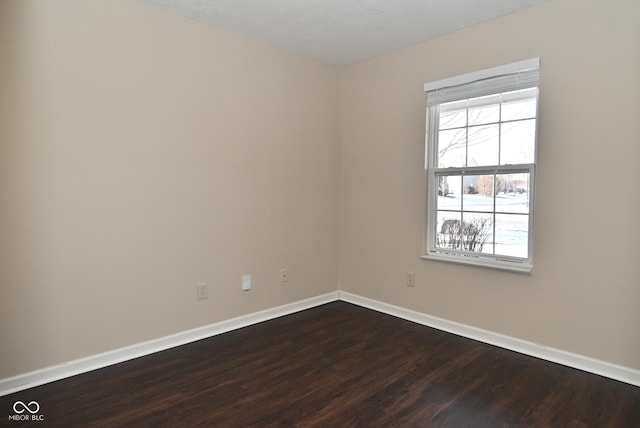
423;59;540;272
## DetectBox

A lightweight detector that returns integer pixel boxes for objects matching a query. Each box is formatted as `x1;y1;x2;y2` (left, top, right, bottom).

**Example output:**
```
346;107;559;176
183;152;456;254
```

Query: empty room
1;0;639;426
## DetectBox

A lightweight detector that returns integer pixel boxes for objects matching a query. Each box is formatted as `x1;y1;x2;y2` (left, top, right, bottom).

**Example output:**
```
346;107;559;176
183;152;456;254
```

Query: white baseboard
3;289;638;397
0;292;340;397
339;291;640;387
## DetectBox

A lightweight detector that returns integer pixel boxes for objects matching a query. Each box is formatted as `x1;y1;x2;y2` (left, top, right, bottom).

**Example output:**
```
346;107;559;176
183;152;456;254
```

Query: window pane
494;214;529;258
461;212;493;254
467;124;499;166
436;211;462;250
495;173;530;214
468;94;500;126
439;100;467;130
436;175;461;211
502;89;537;121
500;119;536;165
463;175;494;212
438;128;466;167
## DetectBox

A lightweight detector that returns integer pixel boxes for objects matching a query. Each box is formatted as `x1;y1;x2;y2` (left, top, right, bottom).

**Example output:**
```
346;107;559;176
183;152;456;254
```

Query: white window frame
422;58;540;273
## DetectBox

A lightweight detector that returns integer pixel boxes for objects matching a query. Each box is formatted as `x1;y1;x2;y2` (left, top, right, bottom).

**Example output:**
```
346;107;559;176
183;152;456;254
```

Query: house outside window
423;58;540;272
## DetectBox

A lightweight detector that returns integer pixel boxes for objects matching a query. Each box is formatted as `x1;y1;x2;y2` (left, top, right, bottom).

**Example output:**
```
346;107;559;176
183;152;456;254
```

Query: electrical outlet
280;268;288;283
406;272;416;287
242;274;252;291
196;283;208;300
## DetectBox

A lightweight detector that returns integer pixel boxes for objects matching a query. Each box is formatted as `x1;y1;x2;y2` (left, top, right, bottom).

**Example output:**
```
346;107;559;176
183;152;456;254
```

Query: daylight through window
423;59;539;272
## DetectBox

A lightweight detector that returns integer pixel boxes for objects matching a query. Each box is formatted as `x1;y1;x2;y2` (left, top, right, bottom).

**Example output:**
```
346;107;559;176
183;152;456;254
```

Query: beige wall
339;0;640;369
0;0;339;378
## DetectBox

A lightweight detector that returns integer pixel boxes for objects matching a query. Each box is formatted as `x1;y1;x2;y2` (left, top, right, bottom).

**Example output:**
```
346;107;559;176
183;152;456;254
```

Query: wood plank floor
2;301;639;427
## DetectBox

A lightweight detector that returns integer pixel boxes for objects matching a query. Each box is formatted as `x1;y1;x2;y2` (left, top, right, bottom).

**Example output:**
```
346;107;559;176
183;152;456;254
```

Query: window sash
432;164;534;175
429;165;535;262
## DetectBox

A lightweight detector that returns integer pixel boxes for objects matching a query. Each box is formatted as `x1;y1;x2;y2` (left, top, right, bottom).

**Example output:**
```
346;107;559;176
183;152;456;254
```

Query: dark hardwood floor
2;301;639;427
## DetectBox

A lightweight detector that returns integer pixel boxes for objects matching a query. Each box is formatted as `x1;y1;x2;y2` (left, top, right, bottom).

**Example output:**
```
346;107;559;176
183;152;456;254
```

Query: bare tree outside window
436;218;492;253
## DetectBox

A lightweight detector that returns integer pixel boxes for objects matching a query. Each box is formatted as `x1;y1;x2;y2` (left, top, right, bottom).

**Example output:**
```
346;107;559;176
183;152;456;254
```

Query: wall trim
3;289;638;396
339;291;640;387
0;292;340;397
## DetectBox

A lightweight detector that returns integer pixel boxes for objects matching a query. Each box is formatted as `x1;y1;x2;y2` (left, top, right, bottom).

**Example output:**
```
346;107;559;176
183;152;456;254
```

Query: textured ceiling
142;0;551;65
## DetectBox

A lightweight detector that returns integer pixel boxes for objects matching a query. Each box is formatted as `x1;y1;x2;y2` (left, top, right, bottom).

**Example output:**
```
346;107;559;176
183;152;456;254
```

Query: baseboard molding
3;289;638;397
339;291;640;387
0;291;340;397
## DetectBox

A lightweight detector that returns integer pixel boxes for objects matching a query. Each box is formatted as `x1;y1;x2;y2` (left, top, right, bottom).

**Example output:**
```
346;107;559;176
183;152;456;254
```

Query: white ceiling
142;0;551;65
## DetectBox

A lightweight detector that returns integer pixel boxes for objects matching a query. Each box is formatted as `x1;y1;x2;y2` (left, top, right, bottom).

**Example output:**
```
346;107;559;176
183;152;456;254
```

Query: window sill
420;253;532;274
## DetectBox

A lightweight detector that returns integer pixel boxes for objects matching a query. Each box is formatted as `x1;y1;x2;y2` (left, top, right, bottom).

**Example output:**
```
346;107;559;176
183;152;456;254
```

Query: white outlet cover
197;282;208;300
406;272;416;287
242;274;252;291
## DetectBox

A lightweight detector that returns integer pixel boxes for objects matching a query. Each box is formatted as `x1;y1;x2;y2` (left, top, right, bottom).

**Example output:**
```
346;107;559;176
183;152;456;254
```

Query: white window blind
425;58;540;106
